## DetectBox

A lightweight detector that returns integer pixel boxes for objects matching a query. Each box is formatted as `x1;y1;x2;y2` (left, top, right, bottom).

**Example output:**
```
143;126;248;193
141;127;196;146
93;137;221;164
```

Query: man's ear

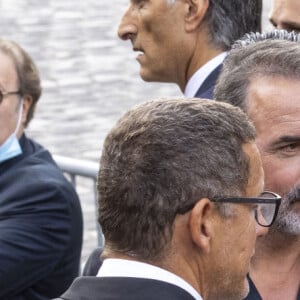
188;198;216;254
21;95;33;125
184;0;209;32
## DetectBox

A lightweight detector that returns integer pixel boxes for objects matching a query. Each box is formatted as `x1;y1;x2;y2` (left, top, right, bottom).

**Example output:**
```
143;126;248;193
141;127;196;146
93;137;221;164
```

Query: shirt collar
97;259;202;300
184;52;227;98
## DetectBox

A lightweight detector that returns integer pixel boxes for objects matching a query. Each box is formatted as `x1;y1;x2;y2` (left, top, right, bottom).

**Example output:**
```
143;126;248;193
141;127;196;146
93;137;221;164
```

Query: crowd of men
1;0;299;299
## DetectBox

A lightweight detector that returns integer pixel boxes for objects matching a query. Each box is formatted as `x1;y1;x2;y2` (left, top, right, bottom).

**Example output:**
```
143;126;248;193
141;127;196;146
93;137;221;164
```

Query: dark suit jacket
194;64;222;99
55;276;197;300
0;134;83;300
244;275;300;300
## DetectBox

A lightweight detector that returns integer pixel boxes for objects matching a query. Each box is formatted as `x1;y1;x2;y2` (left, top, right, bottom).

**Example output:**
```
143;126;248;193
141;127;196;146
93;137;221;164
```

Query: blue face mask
0;99;23;164
0;133;22;163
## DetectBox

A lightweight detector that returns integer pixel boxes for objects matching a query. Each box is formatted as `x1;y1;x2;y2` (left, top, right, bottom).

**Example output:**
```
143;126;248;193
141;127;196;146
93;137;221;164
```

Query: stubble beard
274;185;300;236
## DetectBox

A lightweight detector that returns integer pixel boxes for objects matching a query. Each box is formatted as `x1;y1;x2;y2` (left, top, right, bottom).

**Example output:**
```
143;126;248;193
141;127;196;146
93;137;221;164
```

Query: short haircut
0;39;42;126
203;0;262;51
98;98;256;261
214;30;300;111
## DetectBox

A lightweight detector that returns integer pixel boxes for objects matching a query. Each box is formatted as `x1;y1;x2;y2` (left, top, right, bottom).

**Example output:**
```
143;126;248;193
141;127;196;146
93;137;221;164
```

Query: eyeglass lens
256;192;277;226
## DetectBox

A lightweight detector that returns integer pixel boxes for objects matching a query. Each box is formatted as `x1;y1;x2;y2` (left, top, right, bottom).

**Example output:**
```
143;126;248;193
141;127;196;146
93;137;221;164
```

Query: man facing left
0;39;83;300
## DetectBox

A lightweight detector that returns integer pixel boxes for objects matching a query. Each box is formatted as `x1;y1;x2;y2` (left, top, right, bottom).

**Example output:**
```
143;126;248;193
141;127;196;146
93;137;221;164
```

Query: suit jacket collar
194;64;223;99
57;277;197;300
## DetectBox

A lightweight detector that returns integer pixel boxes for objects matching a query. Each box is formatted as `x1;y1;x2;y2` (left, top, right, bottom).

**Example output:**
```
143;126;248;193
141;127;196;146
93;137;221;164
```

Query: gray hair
203;0;262;50
98;98;256;261
237;29;300;47
214;30;300;111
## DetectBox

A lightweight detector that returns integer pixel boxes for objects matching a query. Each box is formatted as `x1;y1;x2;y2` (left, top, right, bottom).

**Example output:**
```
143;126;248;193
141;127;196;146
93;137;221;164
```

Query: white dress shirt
184;52;227;98
97;258;203;300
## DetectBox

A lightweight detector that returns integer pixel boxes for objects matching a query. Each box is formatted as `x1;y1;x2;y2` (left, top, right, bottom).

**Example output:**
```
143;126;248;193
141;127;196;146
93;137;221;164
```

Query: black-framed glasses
0;90;21;104
178;191;281;227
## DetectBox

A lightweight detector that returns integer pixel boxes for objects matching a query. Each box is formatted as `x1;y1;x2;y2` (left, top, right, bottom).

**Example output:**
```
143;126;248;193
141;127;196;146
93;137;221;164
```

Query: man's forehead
247;75;300;112
246;75;300;151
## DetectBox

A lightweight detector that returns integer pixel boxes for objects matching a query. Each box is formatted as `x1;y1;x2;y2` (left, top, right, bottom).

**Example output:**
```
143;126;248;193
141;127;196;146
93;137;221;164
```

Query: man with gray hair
214;30;300;300
56;98;280;300
117;0;262;99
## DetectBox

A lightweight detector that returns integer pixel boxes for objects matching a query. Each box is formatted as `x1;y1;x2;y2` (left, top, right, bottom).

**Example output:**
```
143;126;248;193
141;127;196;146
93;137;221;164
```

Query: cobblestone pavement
0;0;272;267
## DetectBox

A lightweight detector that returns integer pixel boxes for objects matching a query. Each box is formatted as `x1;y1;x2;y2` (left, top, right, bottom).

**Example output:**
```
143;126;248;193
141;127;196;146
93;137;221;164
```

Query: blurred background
0;0;273;265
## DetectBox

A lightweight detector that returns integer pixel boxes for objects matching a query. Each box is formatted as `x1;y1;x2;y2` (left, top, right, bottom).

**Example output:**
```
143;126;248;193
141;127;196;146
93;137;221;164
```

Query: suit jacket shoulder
0;134;83;300
56;276;197;300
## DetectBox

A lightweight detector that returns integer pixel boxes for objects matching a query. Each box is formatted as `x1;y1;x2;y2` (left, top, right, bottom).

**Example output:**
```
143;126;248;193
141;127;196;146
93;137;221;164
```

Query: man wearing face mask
0;39;83;300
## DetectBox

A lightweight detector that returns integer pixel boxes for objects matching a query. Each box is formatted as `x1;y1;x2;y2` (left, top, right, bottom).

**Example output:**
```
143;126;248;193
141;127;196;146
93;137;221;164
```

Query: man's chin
221;282;249;300
220;277;250;300
139;68;170;83
140;71;161;83
139;70;153;82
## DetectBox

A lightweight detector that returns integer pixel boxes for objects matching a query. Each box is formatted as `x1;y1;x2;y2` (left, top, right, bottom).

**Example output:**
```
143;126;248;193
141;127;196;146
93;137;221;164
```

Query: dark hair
0;39;42;126
98;98;256;260
203;0;262;50
214;30;300;111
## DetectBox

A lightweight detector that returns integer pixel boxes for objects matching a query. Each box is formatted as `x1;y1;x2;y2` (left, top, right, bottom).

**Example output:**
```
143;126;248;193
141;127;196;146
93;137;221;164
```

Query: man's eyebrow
272;135;300;147
283;20;300;30
270;18;300;31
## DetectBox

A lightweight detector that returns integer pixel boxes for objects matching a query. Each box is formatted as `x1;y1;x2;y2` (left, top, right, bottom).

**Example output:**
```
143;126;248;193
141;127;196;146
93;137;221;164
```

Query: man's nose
118;7;137;41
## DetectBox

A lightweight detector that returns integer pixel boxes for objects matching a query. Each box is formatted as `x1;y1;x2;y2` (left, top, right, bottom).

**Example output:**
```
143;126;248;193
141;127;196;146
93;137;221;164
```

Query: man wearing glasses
215;30;300;300
0;39;83;299
57;98;280;300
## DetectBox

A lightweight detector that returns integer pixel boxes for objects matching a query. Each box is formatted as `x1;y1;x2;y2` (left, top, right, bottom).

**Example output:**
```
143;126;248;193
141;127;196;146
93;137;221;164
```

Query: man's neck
179;29;223;93
250;229;300;300
184;52;226;98
183;47;222;93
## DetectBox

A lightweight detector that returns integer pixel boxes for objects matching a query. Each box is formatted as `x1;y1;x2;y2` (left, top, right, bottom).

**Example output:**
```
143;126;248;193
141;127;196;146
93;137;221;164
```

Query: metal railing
53;155;104;246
